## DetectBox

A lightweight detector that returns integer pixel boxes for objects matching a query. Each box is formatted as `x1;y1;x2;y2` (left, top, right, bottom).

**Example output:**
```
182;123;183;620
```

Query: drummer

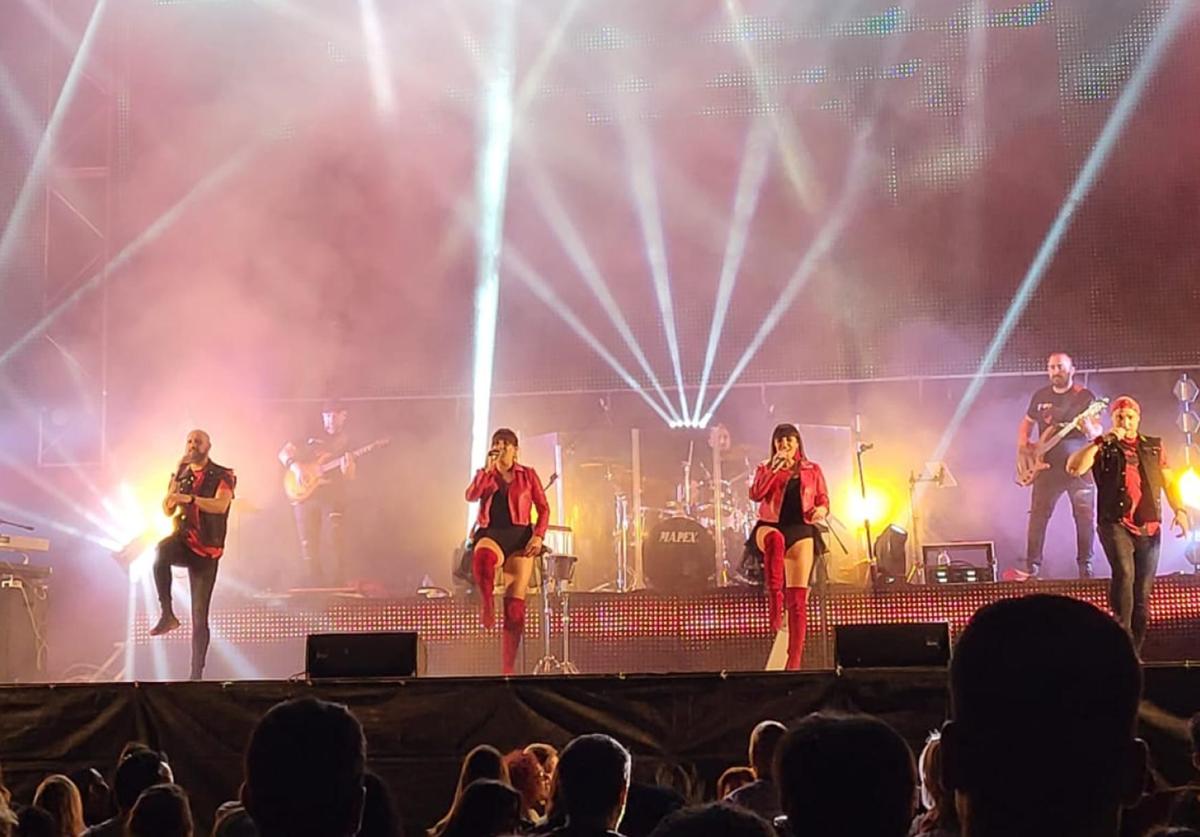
747;423;830;670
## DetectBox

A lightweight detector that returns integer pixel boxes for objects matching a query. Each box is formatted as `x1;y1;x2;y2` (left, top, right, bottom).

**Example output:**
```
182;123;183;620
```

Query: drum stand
532;549;579;675
590;489;632;592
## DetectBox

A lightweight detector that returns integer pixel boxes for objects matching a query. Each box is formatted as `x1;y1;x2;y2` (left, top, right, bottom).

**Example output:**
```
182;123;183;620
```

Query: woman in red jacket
747;423;830;670
465;428;551;674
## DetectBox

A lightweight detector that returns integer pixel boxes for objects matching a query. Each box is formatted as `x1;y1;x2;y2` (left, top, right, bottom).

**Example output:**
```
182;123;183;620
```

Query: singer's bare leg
784;539;815;588
502;553;535;600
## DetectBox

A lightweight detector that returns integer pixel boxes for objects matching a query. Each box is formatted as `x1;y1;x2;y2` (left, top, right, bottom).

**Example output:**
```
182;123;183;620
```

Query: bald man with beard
150;429;236;680
1016;352;1102;578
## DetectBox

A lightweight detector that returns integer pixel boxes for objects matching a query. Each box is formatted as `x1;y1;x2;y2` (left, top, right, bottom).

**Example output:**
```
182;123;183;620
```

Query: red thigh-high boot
501;596;526;675
784;586;809;670
763;530;786;632
471;546;499;628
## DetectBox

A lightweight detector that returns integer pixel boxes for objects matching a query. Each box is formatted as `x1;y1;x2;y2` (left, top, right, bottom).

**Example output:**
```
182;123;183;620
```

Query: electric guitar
283;438;390;504
1015;398;1108;486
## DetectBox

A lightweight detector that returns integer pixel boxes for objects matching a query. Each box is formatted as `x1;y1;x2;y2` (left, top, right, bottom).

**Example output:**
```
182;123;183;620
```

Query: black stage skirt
470;524;534;558
745;520;827;558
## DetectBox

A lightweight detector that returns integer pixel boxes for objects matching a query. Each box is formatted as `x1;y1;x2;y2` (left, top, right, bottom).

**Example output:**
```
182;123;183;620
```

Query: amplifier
922;541;996;584
0;566;49;682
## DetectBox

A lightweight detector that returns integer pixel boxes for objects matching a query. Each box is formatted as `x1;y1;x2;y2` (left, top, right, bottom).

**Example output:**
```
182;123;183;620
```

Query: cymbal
578;460;631;471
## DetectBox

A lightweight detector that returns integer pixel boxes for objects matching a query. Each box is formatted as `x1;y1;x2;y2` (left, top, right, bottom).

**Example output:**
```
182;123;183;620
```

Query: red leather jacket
749;459;830;524
465;463;550;538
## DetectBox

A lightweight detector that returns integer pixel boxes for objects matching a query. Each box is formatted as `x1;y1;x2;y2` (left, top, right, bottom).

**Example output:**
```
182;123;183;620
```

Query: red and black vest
176;461;236;550
1093;435;1165;526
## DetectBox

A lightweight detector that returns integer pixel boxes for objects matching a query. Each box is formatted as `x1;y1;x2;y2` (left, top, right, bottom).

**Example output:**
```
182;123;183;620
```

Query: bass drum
643;517;716;593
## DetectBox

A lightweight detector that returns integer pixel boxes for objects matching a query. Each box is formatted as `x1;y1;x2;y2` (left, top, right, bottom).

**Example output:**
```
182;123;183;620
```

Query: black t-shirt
488;481;515;529
1025;383;1096;466
779;476;805;526
295;428;351;497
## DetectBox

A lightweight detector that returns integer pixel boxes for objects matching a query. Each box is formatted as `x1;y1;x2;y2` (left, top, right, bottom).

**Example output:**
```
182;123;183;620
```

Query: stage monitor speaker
306;632;423;679
834;622;950;668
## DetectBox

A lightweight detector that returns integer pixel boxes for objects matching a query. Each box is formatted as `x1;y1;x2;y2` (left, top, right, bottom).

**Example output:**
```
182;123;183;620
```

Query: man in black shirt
1016;353;1101;578
278;400;355;586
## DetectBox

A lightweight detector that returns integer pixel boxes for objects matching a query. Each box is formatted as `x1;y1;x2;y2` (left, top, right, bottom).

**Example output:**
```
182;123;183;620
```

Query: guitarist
278;400;356;586
1016;352;1101;579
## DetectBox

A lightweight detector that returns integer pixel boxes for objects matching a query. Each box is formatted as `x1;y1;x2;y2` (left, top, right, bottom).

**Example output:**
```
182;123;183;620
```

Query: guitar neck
1043;403;1105;452
318;442;380;475
1046;423;1078;448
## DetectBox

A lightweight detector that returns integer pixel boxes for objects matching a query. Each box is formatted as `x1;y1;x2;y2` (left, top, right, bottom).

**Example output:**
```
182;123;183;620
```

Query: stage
7;578;1200;831
126;577;1200;680
1;666;1198;834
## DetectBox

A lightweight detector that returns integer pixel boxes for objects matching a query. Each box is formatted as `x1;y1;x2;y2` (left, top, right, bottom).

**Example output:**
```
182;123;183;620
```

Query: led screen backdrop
1;0;1197;404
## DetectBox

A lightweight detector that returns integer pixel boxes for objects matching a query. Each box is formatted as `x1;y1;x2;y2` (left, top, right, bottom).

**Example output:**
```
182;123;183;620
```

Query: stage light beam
698;153;870;427
504;249;677;426
357;0;396;117
618;111;690;420
0;144;257;371
0;0;108;291
928;0;1189;466
692;117;772;424
0;59;43;152
468;0;517;524
527;165;682;424
722;0;821;211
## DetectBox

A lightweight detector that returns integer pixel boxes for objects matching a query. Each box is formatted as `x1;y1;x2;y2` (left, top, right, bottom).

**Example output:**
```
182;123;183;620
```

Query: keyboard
0;534;50;553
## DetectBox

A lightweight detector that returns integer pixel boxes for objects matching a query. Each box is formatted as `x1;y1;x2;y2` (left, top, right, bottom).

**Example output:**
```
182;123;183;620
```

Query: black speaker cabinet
0;569;50;683
834;622;951;668
306;632;423;679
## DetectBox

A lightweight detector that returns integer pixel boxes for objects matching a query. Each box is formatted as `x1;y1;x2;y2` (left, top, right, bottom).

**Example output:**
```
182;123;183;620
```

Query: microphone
857;442;874;453
545;472;559;490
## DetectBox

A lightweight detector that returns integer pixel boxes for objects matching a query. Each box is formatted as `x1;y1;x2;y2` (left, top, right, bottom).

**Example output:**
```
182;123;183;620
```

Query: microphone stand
855;442;877;584
0;518;36;531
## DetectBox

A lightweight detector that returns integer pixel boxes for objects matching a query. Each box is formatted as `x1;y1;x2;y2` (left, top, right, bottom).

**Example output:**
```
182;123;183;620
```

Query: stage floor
128;576;1200;681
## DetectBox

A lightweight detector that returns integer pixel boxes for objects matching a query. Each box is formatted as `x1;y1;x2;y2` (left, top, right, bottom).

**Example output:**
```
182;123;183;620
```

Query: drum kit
581;439;761;593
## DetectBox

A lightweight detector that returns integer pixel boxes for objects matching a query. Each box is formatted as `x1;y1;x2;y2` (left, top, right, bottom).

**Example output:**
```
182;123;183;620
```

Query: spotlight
873;524;908;583
1180;468;1200;510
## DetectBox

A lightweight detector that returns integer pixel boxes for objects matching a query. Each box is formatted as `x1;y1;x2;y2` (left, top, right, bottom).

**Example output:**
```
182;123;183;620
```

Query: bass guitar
1015;398;1108;486
284;438;390;504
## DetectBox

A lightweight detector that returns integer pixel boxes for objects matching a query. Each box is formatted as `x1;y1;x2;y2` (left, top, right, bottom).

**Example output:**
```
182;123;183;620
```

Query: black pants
1026;471;1095;574
154;535;220;680
1097;522;1161;650
292;493;346;585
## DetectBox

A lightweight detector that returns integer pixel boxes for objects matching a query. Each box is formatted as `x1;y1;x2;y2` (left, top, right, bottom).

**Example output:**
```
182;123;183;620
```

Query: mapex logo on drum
658;530;700;544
